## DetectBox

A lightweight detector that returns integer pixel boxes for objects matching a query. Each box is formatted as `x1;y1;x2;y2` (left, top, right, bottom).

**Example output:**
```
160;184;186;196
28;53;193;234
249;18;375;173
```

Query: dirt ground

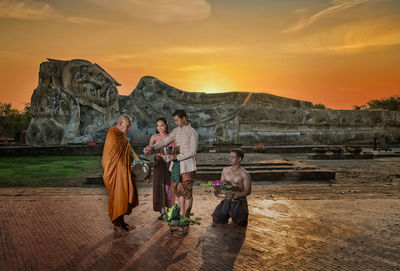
0;153;399;270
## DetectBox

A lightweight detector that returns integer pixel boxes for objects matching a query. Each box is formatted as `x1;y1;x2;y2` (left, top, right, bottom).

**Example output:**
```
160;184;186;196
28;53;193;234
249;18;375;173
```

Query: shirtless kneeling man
211;149;251;226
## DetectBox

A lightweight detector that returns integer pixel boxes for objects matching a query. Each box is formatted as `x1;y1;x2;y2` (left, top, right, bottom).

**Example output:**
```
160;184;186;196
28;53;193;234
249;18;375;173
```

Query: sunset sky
0;0;399;110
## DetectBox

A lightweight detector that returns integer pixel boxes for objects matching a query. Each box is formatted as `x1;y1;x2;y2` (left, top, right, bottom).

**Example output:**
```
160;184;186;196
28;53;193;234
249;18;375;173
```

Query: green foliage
312;103;326;109
0;156;102;187
364;95;400;111
0;102;32;138
164;203;180;222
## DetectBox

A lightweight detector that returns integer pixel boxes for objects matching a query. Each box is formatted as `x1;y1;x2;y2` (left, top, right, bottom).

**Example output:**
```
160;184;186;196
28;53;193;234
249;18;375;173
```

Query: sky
0;0;399;110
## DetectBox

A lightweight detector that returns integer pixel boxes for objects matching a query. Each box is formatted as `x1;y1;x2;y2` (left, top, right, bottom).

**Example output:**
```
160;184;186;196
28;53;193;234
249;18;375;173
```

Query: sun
185;70;236;94
202;87;225;94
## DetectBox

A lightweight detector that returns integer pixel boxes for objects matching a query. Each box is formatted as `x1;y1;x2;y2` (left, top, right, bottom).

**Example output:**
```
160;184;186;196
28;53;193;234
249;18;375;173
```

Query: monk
102;114;139;237
212;149;251;226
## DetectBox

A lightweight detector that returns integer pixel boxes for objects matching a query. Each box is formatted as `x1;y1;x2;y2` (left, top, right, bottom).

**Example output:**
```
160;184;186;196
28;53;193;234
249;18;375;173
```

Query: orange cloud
0;0;58;20
177;65;213;72
283;0;372;33
0;0;104;24
90;0;211;24
281;19;400;54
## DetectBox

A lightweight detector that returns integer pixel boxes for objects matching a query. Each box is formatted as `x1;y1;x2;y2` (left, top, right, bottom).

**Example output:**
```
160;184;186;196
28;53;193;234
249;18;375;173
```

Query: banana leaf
183;217;201;225
164;203;180;222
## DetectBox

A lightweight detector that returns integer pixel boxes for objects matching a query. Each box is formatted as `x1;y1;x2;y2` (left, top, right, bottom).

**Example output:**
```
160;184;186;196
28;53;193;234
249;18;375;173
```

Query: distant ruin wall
27;59;400;146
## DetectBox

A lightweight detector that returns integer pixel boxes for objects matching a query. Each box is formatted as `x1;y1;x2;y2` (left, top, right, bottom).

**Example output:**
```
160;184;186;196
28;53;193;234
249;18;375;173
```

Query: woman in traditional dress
144;118;175;219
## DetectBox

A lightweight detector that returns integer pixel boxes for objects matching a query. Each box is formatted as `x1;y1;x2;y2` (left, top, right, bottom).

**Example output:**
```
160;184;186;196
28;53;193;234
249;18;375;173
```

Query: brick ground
0;181;399;271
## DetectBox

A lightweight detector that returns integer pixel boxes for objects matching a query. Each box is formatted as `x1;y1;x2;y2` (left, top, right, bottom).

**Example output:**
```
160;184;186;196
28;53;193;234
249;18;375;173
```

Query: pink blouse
153;134;174;154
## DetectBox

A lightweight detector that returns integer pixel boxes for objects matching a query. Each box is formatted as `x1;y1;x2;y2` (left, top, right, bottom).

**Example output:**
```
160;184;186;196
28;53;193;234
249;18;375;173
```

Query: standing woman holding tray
144;118;175;219
145;110;198;222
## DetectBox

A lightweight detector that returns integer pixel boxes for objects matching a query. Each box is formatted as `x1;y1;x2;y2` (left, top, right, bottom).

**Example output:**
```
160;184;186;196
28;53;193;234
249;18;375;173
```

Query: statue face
62;60;119;107
73;65;113;102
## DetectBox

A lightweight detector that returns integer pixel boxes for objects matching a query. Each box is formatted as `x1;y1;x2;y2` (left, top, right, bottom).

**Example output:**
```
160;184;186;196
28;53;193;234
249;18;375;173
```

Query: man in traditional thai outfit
144;110;198;222
102;114;139;236
212;149;251;226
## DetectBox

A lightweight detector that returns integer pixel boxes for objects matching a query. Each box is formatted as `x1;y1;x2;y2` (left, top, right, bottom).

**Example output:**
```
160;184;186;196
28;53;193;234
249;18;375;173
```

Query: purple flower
211;180;227;187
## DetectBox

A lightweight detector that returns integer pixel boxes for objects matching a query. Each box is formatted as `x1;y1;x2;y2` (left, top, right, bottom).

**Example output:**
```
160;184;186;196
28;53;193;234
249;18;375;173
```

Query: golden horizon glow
0;0;399;110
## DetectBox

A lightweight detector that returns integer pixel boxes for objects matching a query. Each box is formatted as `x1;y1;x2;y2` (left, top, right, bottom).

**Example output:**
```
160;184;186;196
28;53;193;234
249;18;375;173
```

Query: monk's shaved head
117;114;132;134
118;114;132;125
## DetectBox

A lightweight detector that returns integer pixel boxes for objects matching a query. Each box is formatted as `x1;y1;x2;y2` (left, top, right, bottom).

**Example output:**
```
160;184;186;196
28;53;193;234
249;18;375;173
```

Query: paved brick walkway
0;183;399;271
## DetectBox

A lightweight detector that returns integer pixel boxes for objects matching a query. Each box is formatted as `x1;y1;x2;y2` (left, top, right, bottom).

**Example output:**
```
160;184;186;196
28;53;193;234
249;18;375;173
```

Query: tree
312;103;326;109
364;95;400;111
21;103;32;128
0;103;32;139
0;103;18;117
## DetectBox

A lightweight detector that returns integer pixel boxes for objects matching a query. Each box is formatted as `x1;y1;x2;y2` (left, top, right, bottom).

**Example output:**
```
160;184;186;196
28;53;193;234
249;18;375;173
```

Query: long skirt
153;156;175;212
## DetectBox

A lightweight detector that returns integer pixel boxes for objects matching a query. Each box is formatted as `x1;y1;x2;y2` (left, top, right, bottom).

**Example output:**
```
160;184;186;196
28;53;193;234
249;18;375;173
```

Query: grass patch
0;156;102;187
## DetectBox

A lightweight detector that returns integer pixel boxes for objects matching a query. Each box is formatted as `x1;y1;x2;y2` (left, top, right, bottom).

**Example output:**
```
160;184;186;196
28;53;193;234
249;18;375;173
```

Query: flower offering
211;180;227;187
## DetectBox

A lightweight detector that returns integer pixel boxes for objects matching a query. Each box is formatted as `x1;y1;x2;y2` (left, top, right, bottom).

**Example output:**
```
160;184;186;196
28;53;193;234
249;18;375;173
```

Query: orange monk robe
102;126;139;222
